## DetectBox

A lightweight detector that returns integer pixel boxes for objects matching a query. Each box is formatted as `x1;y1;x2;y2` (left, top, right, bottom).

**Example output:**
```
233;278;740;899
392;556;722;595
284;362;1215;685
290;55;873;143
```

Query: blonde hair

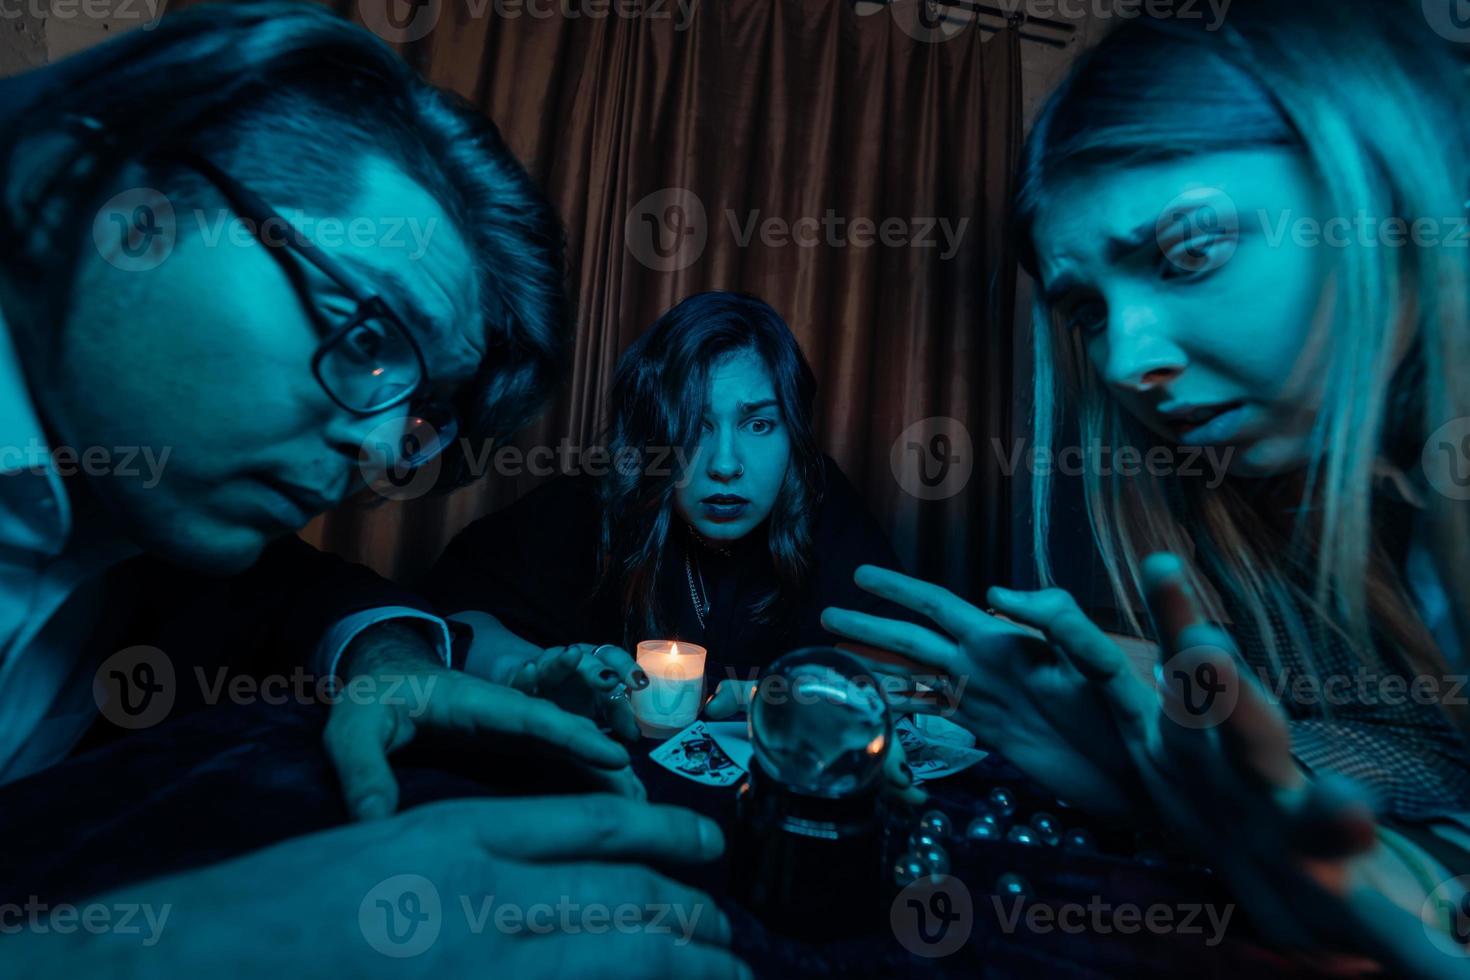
1014;1;1470;721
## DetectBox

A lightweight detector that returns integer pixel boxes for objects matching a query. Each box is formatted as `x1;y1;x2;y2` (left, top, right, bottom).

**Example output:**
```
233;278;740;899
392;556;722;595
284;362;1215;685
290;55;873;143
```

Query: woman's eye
1159;235;1231;280
746;418;776;435
1064;297;1106;336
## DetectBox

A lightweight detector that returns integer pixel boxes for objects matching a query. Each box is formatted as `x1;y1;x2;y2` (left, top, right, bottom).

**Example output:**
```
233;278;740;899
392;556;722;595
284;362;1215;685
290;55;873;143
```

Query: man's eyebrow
346;261;441;342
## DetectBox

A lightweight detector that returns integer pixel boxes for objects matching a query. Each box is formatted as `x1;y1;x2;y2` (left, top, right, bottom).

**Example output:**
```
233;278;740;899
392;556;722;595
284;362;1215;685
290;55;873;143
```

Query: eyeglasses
164;150;459;471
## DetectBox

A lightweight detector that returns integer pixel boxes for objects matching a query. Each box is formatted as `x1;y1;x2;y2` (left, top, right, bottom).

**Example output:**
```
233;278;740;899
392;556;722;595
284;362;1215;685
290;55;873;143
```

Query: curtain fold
283;0;1022;601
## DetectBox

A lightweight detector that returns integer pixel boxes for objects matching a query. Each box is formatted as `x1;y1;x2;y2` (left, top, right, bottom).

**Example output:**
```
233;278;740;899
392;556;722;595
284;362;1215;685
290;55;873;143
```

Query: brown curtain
294;0;1022;602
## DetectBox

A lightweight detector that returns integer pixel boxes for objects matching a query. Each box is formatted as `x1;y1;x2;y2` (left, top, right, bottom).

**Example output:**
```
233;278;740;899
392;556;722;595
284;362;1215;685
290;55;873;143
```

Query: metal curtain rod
859;0;1077;48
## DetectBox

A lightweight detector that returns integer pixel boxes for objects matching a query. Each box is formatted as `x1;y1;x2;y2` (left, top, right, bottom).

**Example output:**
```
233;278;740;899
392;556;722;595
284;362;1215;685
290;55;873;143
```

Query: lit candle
631;640;707;736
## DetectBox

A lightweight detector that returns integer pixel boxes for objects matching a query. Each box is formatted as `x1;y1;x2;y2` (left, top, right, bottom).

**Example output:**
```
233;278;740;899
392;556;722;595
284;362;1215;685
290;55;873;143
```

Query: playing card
649;721;745;786
704;721;754;772
895;717;987;781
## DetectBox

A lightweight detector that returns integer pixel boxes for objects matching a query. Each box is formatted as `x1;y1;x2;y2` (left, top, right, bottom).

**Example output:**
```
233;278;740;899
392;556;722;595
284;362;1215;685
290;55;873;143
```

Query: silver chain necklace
684;551;709;629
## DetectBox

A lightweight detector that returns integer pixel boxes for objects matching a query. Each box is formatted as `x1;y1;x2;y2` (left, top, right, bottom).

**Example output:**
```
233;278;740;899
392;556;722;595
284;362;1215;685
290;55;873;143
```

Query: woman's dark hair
0;0;568;485
599;290;822;646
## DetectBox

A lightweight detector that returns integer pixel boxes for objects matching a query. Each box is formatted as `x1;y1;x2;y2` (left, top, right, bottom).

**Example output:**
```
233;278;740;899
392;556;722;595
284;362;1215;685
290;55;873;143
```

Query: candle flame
670;642;680;658
866;734;886;755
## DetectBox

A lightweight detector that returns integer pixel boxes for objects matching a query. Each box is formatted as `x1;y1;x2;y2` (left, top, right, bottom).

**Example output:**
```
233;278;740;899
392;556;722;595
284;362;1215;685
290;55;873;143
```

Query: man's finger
436;795;726;866
429;675;631;769
534;646;584;689
515;862;731;947
514;923;750;980
603;692;641;742
511;659;538;694
323;703;403;821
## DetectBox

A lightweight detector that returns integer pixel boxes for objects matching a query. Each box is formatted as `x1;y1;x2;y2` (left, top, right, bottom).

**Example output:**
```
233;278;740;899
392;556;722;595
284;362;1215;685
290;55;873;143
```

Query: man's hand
324;620;643;821
11;795;749;979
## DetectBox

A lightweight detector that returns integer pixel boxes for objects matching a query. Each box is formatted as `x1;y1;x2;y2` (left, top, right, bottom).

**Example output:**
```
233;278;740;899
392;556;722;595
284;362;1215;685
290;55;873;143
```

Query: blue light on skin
673;350;792;543
35;155;482;573
1030;148;1336;477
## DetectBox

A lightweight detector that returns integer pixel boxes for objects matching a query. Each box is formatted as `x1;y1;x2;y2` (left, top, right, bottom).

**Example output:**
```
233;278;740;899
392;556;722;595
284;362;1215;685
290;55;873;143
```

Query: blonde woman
825;0;1470;970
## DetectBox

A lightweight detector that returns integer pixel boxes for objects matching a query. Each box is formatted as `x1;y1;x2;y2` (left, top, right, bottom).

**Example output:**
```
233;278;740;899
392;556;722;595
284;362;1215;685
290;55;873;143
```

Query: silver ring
591;643;620;661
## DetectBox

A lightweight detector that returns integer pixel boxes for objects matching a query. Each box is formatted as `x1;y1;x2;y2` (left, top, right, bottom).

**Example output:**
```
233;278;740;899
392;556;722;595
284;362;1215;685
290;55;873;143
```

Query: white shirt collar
0;305;71;556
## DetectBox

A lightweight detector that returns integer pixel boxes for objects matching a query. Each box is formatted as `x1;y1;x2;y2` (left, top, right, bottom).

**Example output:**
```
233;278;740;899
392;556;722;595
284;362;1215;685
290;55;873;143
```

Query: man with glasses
0;5;746;978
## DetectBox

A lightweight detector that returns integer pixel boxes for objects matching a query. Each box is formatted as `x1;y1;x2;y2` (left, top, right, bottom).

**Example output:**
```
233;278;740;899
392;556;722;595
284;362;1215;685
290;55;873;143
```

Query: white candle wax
631;640;707;735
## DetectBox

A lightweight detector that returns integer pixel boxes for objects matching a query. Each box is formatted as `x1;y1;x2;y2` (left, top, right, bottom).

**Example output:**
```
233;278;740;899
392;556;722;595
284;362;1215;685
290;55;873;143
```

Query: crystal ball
749;647;892;798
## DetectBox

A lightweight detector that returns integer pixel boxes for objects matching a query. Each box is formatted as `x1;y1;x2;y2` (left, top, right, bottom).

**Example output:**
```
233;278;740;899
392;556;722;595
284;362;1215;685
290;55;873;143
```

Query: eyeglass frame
155;148;459;467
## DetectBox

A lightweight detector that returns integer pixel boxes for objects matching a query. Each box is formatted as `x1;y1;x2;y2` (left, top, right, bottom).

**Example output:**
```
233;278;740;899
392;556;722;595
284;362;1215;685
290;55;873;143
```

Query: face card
650;721;745;786
894;717;988;782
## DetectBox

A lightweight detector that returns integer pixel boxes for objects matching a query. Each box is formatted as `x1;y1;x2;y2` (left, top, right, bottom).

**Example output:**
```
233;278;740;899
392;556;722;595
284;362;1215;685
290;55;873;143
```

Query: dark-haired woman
426;291;916;759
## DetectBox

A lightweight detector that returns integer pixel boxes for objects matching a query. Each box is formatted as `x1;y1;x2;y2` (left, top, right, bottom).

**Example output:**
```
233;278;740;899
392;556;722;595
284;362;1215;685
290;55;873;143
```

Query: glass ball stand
727;647;894;941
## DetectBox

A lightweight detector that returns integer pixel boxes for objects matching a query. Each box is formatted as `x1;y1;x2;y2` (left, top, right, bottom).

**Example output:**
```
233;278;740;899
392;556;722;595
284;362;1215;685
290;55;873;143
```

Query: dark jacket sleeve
417;475;604;649
99;534;437;714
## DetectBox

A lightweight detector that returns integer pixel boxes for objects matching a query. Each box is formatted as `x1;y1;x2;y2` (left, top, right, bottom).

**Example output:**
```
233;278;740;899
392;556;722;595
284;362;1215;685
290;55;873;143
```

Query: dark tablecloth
0;700;1312;978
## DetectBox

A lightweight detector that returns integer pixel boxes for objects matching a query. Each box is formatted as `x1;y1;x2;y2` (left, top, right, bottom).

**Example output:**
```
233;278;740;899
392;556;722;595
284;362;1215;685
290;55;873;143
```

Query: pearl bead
965;816;1002;841
1005;824;1039;846
893;852;928;887
995;872;1031;898
1029;811;1061;846
987;786;1016;817
918;809;953;839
